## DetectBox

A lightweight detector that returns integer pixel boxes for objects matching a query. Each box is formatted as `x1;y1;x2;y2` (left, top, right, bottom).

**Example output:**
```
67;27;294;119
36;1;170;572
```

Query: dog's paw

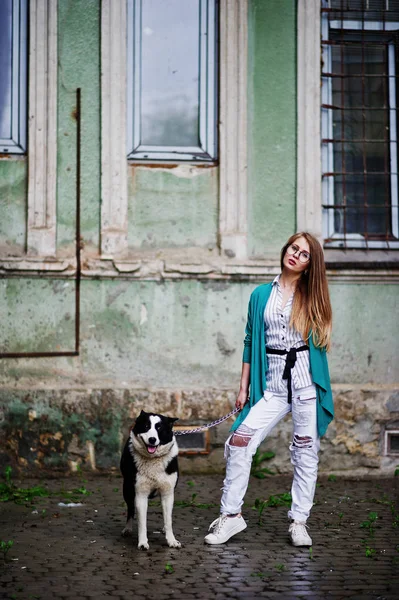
138;541;149;551
121;526;132;537
167;538;182;549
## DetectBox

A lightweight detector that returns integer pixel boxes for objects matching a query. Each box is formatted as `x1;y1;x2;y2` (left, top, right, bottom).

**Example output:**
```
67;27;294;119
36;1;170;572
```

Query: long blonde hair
280;232;332;350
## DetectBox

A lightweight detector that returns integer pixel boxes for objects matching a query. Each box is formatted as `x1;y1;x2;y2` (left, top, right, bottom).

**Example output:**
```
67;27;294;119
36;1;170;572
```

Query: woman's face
282;236;310;275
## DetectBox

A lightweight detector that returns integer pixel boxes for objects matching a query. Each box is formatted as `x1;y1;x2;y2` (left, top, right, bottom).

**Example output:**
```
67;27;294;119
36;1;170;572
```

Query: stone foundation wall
1;385;398;477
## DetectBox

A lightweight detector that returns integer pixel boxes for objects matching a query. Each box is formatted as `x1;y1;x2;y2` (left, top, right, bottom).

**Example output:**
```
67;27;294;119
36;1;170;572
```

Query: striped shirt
264;275;313;394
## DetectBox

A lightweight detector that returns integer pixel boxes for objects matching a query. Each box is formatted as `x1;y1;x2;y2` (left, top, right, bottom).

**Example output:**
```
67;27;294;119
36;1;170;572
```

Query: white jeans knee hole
292;433;313;449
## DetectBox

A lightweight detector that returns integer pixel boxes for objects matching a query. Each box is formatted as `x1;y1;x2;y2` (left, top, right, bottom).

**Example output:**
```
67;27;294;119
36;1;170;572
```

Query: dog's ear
168;417;179;425
138;410;148;418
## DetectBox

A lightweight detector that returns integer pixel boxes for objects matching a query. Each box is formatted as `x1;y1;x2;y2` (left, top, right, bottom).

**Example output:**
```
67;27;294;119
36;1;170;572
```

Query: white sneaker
288;521;312;546
204;514;247;545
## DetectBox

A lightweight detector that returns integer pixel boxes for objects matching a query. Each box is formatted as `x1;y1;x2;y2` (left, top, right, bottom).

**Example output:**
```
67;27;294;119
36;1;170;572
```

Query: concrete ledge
0;254;398;282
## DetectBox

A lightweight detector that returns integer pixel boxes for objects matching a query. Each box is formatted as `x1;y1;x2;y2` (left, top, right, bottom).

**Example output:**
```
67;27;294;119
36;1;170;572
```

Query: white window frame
321;17;399;249
27;0;58;257
0;0;28;154
127;0;218;162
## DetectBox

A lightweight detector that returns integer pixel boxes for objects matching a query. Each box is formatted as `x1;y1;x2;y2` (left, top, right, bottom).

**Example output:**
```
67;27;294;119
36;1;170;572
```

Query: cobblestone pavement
0;471;398;600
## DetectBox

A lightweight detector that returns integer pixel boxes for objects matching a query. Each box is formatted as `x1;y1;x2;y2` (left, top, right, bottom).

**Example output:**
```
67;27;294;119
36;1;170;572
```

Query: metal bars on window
127;0;218;162
0;0;27;154
321;0;399;248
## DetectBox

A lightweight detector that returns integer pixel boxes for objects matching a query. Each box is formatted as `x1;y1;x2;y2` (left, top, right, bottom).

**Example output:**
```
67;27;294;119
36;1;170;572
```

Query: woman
205;232;333;547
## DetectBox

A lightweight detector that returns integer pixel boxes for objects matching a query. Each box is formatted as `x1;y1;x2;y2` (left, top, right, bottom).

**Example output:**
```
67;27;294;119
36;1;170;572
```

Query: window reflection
0;0;12;139
140;0;200;147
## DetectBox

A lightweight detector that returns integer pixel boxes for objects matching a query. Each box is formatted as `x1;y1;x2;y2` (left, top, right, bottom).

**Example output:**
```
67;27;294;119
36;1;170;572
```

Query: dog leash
174;406;241;436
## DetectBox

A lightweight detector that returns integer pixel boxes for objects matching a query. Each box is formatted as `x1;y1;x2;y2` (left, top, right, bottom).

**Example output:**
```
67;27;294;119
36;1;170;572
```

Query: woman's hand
235;389;248;410
236;363;250;410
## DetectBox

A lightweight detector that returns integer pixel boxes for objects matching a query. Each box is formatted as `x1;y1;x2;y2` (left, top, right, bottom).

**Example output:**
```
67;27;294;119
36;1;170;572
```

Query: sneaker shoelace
208;515;228;534
290;521;309;536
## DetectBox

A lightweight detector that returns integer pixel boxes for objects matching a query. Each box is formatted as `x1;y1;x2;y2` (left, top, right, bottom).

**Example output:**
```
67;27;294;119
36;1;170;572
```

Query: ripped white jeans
220;384;319;522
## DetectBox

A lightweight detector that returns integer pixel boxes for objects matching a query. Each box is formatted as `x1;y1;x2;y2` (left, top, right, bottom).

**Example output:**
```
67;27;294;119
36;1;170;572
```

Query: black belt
266;345;309;404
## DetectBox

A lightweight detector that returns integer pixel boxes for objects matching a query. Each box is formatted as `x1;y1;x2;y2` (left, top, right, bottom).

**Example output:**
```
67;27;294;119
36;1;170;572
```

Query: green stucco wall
0;160;27;255
127;166;218;250
329;284;399;383
1;280;397;388
0;279;75;355
57;0;101;255
247;0;297;257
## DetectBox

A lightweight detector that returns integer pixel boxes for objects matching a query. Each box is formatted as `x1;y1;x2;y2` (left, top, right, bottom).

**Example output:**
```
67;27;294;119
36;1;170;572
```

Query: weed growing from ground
369;494;391;505
264;492;292;507
59;484;92;503
174;493;217;509
328;474;337;482
0;467;50;505
0;467;92;506
0;540;13;560
250;449;276;478
360;511;379;558
360;511;378;537
309;547;314;560
75;464;87;483
252;493;292;525
254;498;267;525
251;571;274;579
164;562;174;574
275;563;286;572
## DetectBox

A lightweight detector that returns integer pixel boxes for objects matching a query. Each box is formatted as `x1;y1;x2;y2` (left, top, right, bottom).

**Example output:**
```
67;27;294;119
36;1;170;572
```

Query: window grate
174;425;210;455
384;429;399;454
321;0;399;249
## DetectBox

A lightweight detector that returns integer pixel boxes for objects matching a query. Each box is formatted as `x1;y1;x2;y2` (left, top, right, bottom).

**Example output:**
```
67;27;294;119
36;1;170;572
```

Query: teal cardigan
231;282;334;438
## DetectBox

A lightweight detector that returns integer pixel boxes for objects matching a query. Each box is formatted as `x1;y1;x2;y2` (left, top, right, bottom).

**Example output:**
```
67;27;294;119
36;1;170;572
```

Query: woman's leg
220;393;289;515
205;393;289;544
288;385;319;546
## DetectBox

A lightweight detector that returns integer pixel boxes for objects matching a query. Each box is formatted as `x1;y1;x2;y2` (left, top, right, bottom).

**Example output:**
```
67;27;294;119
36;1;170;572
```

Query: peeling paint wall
247;0;297;256
57;0;101;256
0;280;398;388
128;166;219;250
0;160;27;255
329;285;399;384
0;279;75;354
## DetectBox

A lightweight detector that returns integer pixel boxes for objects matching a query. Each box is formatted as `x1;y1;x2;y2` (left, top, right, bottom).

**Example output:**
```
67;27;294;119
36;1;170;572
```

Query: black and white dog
120;410;181;550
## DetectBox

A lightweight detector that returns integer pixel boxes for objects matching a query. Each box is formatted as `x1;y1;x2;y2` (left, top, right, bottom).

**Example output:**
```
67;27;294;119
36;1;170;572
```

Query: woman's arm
236;362;250;410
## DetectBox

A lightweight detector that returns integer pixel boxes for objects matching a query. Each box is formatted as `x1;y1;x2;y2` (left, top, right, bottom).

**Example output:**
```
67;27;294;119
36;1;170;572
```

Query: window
385;429;399;454
0;0;27;154
127;0;218;162
321;0;399;248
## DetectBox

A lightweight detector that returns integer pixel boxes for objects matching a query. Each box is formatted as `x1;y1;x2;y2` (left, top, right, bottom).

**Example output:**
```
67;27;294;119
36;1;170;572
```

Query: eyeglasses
286;243;311;263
